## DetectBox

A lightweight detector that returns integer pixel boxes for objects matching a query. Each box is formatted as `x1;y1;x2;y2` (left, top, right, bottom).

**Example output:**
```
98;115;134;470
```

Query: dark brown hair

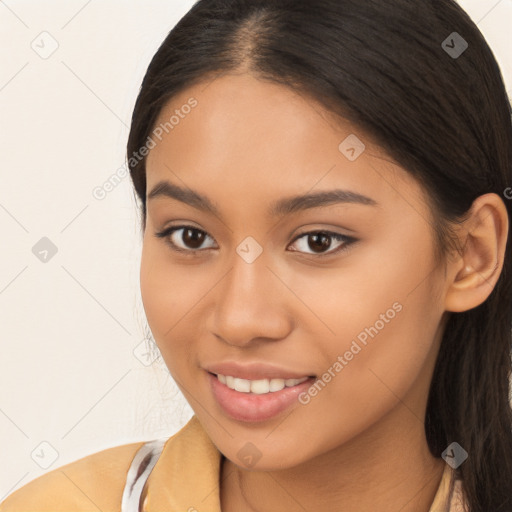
127;1;512;510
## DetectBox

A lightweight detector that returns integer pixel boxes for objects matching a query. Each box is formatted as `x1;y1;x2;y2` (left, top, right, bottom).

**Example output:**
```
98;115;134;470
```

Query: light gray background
1;0;511;500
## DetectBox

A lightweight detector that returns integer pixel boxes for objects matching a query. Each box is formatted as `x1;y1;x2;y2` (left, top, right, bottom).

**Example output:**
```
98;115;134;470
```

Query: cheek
140;242;170;336
140;240;194;335
288;227;442;408
139;242;187;359
139;240;212;376
283;279;442;463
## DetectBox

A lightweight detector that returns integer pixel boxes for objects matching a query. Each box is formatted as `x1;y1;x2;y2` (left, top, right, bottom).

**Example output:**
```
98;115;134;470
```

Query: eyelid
154;224;357;258
288;229;356;257
155;225;217;254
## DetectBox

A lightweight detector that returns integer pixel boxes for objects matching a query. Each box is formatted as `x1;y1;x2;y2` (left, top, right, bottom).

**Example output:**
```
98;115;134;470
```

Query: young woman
2;0;511;511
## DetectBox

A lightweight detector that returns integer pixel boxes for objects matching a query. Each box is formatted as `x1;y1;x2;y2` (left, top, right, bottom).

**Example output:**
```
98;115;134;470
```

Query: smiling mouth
207;370;316;422
208;372;316;394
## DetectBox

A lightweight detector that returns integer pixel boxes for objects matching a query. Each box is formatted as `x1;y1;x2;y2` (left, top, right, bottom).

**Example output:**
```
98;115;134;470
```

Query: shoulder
0;440;146;512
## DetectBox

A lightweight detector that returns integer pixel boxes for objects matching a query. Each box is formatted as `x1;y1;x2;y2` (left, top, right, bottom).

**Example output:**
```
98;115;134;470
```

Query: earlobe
444;193;509;313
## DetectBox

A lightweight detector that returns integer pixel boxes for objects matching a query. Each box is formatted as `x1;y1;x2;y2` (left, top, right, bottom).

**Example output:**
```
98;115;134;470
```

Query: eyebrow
147;180;379;218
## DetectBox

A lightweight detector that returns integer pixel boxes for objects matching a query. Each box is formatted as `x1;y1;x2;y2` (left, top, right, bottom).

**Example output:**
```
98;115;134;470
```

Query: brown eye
154;225;216;253
289;231;356;257
306;233;332;253
182;228;206;249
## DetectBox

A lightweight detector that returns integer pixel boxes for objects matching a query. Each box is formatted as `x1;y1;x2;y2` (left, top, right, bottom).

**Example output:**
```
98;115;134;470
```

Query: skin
140;72;509;512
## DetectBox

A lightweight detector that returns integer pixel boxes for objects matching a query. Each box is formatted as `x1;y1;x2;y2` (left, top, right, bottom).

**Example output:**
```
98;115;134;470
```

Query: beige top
0;415;465;511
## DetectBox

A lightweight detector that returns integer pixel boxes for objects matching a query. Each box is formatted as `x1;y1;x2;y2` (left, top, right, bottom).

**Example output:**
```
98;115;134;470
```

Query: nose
207;248;293;348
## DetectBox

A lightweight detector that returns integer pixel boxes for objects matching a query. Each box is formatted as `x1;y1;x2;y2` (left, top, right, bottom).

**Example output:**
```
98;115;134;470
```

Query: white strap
121;438;167;512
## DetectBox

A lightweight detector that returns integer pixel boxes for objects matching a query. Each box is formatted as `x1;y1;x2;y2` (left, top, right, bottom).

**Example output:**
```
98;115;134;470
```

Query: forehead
145;72;429;218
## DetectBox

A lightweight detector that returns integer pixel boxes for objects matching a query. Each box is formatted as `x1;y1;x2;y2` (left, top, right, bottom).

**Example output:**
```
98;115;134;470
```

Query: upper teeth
217;374;309;394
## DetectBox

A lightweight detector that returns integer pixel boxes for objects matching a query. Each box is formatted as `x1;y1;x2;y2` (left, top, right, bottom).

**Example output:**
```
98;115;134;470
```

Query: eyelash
154;225;357;259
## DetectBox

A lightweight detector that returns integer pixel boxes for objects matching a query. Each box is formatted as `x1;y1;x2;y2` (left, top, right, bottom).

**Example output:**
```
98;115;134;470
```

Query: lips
202;360;317;422
207;371;315;422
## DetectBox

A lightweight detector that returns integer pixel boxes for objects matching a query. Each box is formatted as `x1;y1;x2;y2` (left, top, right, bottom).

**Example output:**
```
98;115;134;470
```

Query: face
140;72;449;470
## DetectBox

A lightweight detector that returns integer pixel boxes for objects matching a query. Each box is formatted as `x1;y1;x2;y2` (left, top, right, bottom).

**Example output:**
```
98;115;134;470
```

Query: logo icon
133;338;160;366
441;32;468;59
236;236;263;264
31;31;59;59
31;441;59;469
32;237;58;263
339;134;366;161
237;442;262;468
442;441;468;469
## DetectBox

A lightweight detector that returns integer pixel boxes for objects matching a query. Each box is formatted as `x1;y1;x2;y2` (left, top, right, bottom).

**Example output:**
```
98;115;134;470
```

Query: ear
444;193;509;313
